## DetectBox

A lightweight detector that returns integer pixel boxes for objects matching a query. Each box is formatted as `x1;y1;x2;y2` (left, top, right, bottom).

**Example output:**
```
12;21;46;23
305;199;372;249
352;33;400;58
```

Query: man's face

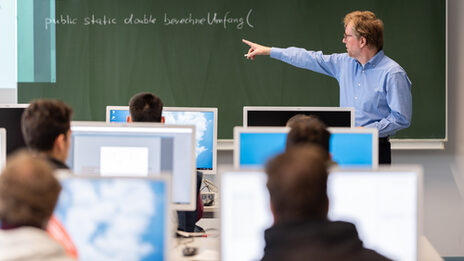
342;23;362;58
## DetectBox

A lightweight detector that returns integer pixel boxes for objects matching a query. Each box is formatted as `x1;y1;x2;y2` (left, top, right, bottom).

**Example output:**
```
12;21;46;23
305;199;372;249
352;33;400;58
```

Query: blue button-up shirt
270;47;412;137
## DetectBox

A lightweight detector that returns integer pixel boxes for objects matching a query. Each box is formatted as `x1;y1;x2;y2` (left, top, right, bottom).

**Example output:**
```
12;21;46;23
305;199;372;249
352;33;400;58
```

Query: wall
391;0;464;255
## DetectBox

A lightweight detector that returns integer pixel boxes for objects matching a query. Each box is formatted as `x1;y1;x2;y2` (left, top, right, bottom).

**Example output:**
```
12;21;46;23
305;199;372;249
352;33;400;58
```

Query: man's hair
344;10;384;51
286;114;312;128
286;115;330;159
21;99;73;152
0;150;61;228
129;92;164;122
266;145;329;222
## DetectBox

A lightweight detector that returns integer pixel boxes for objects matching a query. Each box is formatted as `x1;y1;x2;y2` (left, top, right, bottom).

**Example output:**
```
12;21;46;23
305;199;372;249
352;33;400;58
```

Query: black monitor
0;105;28;155
243;106;354;127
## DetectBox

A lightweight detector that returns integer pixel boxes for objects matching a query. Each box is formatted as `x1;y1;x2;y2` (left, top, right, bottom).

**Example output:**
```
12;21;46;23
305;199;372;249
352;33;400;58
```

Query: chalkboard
18;0;446;140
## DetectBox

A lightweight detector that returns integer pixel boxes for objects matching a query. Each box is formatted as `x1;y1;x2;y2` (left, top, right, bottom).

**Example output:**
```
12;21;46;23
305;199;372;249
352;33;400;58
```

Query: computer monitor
220;167;422;261
0;128;6;170
327;127;378;168
0;104;28;155
54;175;171;261
220;170;273;261
328;167;423;261
67;122;196;210
234;127;378;168
106;106;130;123
233;127;289;169
243;106;354;127
106;106;218;174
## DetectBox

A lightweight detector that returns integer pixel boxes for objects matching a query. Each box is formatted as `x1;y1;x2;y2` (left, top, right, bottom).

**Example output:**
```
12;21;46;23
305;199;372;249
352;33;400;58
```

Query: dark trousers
379;137;391;164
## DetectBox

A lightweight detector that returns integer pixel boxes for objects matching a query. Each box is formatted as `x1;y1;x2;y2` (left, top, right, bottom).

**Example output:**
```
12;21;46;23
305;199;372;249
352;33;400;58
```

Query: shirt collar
364;50;384;69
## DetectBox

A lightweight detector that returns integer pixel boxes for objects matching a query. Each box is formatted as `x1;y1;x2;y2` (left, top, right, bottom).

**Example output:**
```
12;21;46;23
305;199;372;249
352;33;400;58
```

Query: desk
171;218;220;261
170;218;443;261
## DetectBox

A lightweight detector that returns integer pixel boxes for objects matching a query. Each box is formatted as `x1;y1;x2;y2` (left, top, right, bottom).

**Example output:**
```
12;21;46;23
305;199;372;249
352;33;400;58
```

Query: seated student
285;114;332;163
21;99;73;170
21;99;78;258
0;151;75;260
263;146;390;261
128;92;204;232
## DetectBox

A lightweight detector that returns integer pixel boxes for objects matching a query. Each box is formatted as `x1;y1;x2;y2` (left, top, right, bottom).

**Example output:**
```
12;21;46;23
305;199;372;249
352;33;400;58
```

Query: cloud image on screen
54;179;167;261
163;111;214;169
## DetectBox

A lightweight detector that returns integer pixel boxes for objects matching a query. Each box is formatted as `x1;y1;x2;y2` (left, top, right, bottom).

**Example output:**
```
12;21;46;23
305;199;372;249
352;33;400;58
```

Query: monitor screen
0;105;28;155
243;106;354;127
328;169;421;261
220;170;273;261
54;176;171;261
220;167;422;261
328;127;378;168
235;130;288;168
234;127;378;168
108;108;130;123
106;106;217;174
67;122;196;210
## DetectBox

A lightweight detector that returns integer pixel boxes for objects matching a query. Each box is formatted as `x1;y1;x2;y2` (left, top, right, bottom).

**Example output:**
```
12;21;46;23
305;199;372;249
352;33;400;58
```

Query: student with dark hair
285;115;331;162
128;92;164;123
21;99;73;170
262;146;390;261
0;151;75;260
128;92;204;232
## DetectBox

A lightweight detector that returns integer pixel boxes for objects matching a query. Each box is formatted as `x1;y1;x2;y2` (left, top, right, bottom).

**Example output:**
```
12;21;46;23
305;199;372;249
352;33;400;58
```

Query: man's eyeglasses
343;33;354;40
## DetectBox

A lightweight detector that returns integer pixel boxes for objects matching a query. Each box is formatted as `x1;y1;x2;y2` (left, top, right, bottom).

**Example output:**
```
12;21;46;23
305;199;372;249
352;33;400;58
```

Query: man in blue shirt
242;10;412;164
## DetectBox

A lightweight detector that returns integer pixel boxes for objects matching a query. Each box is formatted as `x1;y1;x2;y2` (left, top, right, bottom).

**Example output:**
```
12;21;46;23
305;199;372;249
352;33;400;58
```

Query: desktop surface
54;176;170;261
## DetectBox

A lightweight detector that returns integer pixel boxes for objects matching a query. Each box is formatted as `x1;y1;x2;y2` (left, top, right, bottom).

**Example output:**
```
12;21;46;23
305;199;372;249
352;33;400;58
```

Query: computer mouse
182;246;198;257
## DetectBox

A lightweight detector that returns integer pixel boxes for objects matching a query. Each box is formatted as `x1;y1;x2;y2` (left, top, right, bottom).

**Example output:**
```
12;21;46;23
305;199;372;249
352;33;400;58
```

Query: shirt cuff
270;47;284;60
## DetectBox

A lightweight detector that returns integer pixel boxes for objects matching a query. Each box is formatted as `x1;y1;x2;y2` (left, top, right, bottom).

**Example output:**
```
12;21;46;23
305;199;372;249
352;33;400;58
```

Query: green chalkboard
18;0;446;139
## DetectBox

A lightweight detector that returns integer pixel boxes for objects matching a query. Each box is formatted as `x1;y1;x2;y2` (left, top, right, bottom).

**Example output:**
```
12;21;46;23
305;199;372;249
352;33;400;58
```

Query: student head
286;115;331;161
21;99;73;163
128;92;164;123
265;145;329;223
0;151;62;229
343;11;384;53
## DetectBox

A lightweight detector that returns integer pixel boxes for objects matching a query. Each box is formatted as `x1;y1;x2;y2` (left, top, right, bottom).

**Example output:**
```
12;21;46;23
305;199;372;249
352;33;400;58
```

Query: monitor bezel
328;165;424;261
56;174;172;260
106;106;218;174
0;104;29;109
242;106;355;127
69;121;197;211
0;128;6;170
327;127;379;169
